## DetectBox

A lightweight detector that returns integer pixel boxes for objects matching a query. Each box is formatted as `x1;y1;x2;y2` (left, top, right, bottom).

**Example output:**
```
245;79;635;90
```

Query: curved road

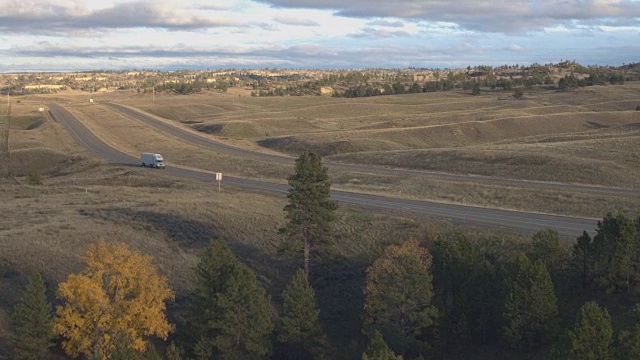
105;102;640;196
49;103;598;238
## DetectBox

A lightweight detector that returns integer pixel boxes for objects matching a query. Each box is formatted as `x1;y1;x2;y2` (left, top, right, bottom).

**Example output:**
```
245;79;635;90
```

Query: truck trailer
141;153;165;169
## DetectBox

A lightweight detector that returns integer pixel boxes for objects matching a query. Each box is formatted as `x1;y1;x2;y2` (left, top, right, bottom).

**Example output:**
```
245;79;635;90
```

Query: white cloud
258;0;640;33
0;0;637;71
273;15;319;26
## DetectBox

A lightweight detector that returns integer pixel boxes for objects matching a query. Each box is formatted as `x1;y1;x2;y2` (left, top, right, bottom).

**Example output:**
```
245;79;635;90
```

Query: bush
27;170;42;185
513;88;524;99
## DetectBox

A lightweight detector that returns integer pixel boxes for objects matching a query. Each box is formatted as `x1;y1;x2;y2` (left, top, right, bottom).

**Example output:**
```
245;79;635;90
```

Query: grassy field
40;83;640;218
1;85;638;358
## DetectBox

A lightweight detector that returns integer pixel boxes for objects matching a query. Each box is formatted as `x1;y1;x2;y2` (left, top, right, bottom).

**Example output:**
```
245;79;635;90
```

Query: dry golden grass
13;84;638;218
6;86;634;354
0;156;451;355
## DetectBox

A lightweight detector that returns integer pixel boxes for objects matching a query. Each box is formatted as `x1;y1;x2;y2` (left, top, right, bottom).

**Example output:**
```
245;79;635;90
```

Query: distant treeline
249;61;638;98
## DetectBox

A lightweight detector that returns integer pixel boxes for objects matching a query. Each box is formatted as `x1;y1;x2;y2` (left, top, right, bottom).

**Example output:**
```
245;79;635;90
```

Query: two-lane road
49;103;598;238
105;102;640;197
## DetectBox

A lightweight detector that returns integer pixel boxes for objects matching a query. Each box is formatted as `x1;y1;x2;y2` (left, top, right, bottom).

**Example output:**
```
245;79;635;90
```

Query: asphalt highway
49;102;599;238
105;102;640;197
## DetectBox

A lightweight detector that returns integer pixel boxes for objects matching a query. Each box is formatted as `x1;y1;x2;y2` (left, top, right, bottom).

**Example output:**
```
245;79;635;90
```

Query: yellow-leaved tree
54;242;175;360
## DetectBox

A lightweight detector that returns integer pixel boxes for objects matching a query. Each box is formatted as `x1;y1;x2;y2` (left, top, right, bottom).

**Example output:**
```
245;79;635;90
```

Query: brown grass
5;86;634;355
0;158;459;356
10;84;638;218
47;83;640;216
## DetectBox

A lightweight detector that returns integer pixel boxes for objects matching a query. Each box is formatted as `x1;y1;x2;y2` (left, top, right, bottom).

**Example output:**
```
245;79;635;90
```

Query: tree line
249;63;636;98
7;150;640;359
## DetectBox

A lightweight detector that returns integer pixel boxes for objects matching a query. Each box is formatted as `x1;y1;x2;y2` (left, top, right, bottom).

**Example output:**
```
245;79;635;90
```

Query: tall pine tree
11;272;54;360
567;301;612;360
432;235;502;345
503;254;558;350
280;150;337;281
528;229;568;277
591;213;640;293
572;231;593;288
277;269;326;359
364;240;438;357
618;304;640;360
189;240;274;359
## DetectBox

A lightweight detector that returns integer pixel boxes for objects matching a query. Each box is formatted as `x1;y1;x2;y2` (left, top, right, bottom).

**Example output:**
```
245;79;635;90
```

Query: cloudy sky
0;0;638;72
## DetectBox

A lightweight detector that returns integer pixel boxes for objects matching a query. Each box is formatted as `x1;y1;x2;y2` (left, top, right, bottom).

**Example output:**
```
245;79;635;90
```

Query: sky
0;0;638;72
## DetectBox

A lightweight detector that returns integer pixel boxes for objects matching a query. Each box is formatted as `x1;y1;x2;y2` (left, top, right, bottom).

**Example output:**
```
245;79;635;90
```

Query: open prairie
45;83;640;218
1;103;476;355
1;83;638;358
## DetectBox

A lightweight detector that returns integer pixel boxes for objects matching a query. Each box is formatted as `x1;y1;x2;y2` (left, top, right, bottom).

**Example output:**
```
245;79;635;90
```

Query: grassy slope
92;84;640;190
1;88;638;359
57;84;640;218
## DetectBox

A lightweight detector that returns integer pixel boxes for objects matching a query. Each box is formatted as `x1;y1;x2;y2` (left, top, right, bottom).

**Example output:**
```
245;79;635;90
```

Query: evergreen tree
503;254;558;350
528;229;568;280
572;231;593;288
361;330;403;360
471;82;481;95
567;301;612;360
591;213;640;293
189;240;274;359
280;150;337;281
11;272;54;360
364;240;438;357
618;304;640;360
432;235;502;345
165;342;183;360
277;269;326;359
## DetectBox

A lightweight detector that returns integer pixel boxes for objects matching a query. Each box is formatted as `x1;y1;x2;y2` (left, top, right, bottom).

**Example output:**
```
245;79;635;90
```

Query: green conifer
189;240;274;359
11;272;54;360
277;269;326;359
567;301;612;360
503;254;558;349
280;150;337;281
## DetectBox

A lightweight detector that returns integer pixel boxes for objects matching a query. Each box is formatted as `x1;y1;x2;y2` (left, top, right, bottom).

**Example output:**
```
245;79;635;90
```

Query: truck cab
141;152;165;169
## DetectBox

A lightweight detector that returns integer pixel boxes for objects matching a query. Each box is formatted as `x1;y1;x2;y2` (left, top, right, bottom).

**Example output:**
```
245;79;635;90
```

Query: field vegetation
1;75;639;359
57;82;640;218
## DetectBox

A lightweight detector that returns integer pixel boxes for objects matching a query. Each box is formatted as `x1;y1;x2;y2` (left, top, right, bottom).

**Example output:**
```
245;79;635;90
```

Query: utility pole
6;90;11;178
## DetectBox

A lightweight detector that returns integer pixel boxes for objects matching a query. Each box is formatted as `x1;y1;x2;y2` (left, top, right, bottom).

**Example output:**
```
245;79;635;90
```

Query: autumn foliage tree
364;240;438;357
280;150;337;281
54;242;175;360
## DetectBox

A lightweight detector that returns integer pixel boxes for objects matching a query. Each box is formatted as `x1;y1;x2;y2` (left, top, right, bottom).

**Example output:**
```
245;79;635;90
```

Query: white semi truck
141;153;165;169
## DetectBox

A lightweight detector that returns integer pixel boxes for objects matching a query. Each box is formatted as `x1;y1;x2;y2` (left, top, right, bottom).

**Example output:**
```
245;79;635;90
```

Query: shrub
27;170;42;185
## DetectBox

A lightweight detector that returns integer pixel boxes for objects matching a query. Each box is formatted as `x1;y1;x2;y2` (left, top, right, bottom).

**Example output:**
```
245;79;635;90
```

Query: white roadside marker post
216;173;222;193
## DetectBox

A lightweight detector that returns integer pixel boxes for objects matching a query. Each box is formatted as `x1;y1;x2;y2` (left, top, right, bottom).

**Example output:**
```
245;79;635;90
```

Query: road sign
215;173;222;192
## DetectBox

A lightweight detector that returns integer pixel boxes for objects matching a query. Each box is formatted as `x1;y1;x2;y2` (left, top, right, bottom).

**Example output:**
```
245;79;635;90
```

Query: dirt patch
193;121;263;138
